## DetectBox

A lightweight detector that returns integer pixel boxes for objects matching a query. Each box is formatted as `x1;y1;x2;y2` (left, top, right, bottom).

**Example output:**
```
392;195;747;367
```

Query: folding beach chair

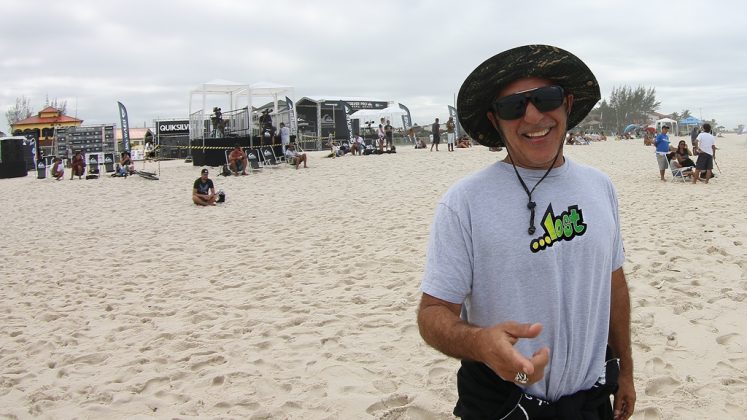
260;146;281;168
245;149;263;172
86;154;100;179
668;158;693;183
271;145;287;164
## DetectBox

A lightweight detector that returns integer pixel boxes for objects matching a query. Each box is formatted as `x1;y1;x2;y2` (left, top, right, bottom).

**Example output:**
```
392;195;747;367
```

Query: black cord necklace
505;140;563;235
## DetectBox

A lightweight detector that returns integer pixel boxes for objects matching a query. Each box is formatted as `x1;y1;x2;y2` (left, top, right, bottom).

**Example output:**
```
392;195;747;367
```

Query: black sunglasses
491;85;566;120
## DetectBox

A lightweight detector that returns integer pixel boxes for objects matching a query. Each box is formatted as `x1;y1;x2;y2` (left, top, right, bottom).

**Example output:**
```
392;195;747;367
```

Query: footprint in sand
644;375;681;396
365;393;412;415
644;357;673;376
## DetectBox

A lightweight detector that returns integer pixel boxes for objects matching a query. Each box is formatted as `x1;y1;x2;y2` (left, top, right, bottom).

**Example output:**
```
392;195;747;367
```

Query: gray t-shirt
421;158;624;402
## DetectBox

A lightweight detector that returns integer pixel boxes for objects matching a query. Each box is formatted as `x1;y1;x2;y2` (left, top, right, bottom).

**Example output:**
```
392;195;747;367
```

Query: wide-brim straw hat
457;44;600;147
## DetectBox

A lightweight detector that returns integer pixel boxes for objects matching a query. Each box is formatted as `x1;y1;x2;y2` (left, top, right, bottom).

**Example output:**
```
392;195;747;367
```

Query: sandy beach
1;135;746;419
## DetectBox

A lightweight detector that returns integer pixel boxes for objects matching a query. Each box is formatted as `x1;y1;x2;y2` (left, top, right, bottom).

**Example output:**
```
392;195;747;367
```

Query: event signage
117;101;131;152
399;103;412;129
448;105;461;137
343;102;352;138
156;120;191;136
345;101;387;111
286;96;298;135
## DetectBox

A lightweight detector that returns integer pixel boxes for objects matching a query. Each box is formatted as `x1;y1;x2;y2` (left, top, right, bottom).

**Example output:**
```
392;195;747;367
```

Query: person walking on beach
193;168;217;206
417;44;635;420
279;122;290;154
446;116;456;152
407;126;416;147
430;118;440;151
693;123;717;184
654;125;671;181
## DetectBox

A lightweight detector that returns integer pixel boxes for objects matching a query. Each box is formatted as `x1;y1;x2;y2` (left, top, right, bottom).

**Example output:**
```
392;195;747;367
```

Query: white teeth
525;128;550;138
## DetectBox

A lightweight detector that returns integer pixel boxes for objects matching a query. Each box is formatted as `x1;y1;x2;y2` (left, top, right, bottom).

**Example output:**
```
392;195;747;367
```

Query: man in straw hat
417;45;635;419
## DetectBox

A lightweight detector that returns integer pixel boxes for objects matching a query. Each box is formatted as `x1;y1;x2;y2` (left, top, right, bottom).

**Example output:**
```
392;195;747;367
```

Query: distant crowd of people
566;131;607;145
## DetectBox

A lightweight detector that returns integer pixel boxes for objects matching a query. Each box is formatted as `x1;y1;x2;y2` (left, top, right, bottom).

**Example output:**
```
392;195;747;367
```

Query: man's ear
566;94;574;116
486;111;499;130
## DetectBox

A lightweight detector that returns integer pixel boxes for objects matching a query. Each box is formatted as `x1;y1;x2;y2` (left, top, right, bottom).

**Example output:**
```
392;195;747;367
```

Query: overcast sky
2;0;746;134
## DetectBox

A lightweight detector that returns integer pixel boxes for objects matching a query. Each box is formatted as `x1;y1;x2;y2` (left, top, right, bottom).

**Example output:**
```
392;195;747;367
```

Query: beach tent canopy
679;116;702;126
655;117;678;134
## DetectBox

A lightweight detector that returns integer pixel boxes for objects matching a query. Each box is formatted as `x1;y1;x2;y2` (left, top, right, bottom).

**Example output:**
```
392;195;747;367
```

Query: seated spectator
670;157;693;177
228;144;248;176
415;138;427;149
456;135;472;148
116;151;135;177
339;141;351;156
674;140;696;168
51;157;64;180
193;168;217;206
351;133;364;155
326;140;340;158
285;144;308;169
70;151;85;179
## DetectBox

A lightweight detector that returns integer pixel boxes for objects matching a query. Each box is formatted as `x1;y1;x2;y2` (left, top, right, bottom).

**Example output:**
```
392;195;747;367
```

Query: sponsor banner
448;105;461;137
156;120;191;136
399;103;412;129
345;100;388;111
343;102;352;138
117;101;131;152
286;96;298;135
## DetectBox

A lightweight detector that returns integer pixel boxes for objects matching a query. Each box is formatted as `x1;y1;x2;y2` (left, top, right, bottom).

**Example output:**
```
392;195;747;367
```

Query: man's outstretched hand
475;321;550;385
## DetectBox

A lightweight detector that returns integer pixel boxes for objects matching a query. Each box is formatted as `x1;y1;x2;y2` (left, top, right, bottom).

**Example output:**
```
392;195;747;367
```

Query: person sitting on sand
456;135;472;148
116;151;135;177
51;157;64;180
350;133;364;155
70;151;85;179
285;144;308;169
228;144;248;176
193;168;217;206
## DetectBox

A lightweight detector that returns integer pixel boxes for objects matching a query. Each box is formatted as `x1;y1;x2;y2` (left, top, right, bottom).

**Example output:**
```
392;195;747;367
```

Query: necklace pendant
528;227;536;235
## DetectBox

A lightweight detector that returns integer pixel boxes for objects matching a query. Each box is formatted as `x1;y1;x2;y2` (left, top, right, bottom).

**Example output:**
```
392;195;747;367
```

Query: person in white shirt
279;122;290;153
693;123;717;184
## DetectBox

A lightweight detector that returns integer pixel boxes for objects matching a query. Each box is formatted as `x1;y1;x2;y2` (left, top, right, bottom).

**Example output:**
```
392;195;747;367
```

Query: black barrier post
36;159;46;179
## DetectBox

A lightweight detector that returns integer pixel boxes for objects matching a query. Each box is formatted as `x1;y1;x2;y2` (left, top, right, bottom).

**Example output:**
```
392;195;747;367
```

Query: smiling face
487;77;573;169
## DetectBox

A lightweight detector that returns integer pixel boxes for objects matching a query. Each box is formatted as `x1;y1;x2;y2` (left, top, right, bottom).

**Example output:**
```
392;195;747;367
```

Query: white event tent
655;117;678;135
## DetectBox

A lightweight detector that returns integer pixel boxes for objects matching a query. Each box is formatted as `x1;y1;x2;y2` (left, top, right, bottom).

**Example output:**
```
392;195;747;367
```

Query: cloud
1;0;746;134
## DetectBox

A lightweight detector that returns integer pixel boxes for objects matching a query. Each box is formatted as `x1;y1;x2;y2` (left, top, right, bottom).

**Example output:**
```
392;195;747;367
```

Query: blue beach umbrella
623;124;640;134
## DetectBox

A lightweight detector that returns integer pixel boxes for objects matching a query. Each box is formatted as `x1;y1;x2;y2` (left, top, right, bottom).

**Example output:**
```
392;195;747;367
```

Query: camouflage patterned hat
457;45;600;147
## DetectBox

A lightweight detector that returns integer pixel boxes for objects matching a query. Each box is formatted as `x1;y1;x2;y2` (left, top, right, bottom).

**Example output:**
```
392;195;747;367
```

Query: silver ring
514;372;528;384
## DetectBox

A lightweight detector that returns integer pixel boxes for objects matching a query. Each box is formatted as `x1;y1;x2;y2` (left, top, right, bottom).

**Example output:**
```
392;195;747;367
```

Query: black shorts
695;153;713;170
433;135;440;144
